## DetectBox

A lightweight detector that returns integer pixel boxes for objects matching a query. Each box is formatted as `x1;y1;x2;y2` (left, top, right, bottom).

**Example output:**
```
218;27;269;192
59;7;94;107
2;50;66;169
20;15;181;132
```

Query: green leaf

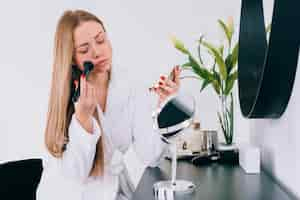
213;69;221;82
212;80;221;95
170;35;190;55
225;71;238;95
213;70;221;87
231;42;239;69
227;17;234;38
212;58;217;72
200;79;211;92
188;55;213;81
201;41;227;80
219;44;224;57
225;54;233;74
218;19;232;46
193;67;214;82
191;65;204;79
211;67;222;95
197;35;205;64
181;62;192;68
188;55;199;67
217;112;226;134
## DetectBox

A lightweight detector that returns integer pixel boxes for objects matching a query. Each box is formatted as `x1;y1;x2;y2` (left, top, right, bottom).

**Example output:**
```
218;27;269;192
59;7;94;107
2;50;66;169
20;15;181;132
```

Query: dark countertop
132;160;295;200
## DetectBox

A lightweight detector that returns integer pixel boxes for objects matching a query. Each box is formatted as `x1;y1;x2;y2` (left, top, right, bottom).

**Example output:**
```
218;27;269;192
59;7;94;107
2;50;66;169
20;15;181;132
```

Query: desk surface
132;160;294;200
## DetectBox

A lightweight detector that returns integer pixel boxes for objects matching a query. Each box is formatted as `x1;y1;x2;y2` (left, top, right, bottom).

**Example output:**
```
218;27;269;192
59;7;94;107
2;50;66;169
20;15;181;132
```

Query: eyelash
79;49;88;54
78;38;105;54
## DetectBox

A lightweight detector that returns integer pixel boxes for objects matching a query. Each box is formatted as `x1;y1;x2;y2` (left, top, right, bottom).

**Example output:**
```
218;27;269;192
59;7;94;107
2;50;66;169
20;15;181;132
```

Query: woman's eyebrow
77;43;89;48
76;31;104;48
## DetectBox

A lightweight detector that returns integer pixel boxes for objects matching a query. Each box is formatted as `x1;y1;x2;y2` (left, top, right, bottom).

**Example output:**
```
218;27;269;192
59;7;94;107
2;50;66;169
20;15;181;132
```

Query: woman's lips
95;59;109;67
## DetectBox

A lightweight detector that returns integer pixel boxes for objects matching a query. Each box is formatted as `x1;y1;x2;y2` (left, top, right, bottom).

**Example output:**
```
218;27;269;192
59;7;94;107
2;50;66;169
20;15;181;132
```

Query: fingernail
160;75;166;80
159;81;163;86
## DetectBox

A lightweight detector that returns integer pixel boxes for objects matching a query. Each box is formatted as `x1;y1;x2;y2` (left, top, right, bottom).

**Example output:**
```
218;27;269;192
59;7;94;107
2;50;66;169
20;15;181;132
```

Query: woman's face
73;20;112;74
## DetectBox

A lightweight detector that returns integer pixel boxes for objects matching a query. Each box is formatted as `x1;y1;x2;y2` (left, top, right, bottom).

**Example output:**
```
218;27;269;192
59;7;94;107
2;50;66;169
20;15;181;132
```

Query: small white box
239;145;260;174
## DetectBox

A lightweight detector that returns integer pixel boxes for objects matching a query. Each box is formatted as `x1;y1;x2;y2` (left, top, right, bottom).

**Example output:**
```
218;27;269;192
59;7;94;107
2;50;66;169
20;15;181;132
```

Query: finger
161;77;176;88
158;83;173;95
73;80;79;106
92;86;97;104
149;87;154;92
169;67;176;82
87;83;93;101
149;77;162;92
153;83;163;96
95;87;100;99
173;65;181;85
80;74;87;98
155;88;167;100
153;83;169;104
153;81;168;96
156;81;170;96
159;77;177;91
73;80;79;91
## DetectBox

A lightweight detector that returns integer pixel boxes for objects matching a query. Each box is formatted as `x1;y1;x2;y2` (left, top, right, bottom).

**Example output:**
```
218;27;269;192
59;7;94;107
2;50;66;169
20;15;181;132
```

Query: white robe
37;68;167;200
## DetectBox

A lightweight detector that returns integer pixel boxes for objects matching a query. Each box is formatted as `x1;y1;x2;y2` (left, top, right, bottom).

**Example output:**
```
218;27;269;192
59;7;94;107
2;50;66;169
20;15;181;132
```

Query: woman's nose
91;43;100;58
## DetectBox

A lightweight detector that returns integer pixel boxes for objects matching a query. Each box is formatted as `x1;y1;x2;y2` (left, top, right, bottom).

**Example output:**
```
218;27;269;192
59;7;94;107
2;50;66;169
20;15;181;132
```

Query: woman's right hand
74;74;98;134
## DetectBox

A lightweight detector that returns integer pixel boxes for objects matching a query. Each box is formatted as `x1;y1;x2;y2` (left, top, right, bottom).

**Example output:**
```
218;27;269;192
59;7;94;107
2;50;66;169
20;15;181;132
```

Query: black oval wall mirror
238;0;300;118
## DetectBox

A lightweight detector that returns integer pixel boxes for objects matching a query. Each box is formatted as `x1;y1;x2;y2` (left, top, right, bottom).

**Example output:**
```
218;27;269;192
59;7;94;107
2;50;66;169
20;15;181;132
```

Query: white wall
249;1;300;198
0;0;249;162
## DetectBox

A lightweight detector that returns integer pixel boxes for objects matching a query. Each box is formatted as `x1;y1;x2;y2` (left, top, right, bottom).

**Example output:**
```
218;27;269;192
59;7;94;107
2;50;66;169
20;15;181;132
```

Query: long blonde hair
45;10;106;177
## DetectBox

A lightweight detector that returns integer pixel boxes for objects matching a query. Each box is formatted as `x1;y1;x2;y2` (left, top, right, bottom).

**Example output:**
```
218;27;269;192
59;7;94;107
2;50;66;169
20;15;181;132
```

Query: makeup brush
83;61;94;80
72;61;95;103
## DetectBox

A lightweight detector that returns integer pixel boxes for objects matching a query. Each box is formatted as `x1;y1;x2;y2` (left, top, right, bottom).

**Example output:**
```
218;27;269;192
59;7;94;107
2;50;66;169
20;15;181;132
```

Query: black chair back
0;159;43;200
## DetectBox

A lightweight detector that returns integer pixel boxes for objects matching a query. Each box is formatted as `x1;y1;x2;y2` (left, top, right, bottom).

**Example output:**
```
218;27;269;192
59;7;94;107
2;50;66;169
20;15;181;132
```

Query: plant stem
179;76;201;80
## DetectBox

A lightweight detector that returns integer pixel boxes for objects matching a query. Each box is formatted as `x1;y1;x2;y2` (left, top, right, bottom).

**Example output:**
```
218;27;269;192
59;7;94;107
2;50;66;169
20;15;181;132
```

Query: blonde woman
37;9;181;200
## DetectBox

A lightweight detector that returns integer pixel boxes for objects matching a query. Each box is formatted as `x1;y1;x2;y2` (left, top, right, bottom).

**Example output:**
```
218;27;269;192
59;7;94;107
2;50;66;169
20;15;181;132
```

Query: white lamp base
153;180;195;196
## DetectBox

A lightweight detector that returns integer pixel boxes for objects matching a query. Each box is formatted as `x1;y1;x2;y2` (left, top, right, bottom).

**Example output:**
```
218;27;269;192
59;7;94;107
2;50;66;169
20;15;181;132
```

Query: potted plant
170;17;238;146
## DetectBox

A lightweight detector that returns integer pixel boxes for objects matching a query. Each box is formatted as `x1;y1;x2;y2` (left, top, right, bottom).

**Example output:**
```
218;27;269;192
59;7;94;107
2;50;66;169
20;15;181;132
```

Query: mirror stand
153;142;196;195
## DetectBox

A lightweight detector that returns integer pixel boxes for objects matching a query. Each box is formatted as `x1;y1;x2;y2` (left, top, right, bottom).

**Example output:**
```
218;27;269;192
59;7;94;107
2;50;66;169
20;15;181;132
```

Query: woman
37;9;181;200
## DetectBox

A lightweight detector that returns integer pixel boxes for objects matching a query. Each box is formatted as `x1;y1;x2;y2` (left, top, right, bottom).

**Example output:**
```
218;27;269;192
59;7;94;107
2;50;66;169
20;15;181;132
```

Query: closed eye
78;47;88;54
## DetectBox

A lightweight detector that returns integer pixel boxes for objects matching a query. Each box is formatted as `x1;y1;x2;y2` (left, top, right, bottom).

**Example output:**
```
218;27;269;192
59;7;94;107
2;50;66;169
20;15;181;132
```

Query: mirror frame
238;0;300;118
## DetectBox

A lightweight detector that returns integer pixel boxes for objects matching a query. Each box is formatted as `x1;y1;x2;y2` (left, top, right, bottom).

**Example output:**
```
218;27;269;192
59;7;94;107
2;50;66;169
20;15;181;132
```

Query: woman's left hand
150;65;181;106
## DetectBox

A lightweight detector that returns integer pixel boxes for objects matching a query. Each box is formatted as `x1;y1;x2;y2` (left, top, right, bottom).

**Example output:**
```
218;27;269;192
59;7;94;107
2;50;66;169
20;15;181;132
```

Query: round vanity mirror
152;93;196;195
